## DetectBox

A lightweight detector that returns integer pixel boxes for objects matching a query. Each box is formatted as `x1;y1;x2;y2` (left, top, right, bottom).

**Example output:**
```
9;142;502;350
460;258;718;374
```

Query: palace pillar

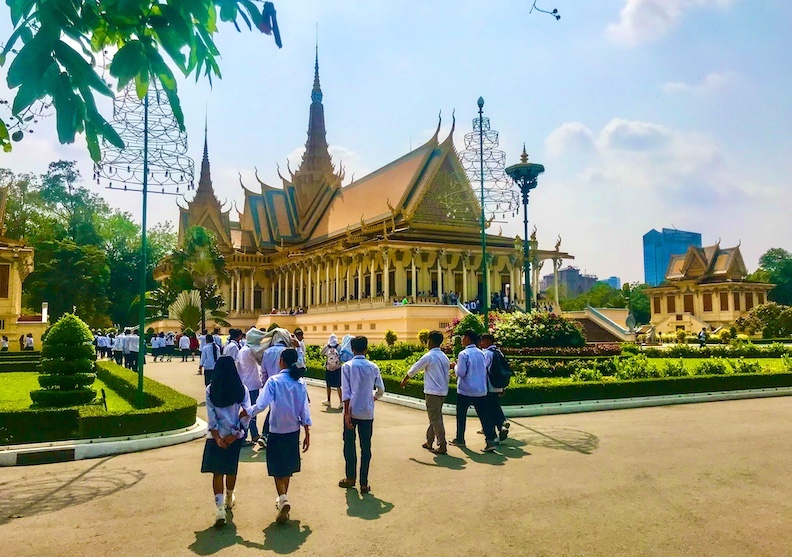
437;251;443;302
307;264;313;307
462;255;468;301
369;254;375;299
382;249;390;300
411;251;417;300
358;255;364;299
335;258;340;303
346;258;352;301
249;271;255;312
270;276;276;311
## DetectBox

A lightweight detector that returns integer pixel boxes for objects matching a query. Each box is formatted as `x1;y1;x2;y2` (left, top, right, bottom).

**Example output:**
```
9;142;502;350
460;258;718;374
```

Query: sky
1;0;790;284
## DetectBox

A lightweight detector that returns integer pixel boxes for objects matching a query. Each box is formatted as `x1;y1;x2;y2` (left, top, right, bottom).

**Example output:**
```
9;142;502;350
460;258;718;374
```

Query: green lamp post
505;146;545;310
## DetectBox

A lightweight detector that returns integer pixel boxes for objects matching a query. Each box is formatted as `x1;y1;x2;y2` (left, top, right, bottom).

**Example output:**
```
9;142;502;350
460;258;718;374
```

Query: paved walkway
2;359;792;557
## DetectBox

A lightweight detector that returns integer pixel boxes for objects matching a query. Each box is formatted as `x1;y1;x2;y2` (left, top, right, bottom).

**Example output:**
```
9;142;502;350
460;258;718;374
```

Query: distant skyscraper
643;228;702;286
540;266;598;298
603;276;621;290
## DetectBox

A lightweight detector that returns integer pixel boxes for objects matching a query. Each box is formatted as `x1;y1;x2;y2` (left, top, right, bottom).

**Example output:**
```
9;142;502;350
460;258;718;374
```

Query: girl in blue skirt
201;355;250;527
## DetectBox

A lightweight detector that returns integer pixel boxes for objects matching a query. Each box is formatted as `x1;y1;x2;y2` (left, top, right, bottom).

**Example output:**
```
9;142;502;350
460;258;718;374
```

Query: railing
584;305;636;342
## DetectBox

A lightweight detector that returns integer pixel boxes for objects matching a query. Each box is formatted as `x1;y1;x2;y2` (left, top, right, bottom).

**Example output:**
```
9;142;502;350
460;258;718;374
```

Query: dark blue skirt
201;438;243;475
325;369;341;388
267;431;302;477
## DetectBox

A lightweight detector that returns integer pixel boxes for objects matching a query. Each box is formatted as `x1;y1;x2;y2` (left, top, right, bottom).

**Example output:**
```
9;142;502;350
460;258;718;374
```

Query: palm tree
170;290;230;332
169;226;228;332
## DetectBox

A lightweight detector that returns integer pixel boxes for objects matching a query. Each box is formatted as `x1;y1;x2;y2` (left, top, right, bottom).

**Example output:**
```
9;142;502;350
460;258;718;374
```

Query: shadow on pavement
238;445;267;463
262;519;312;554
409;453;466;470
345;489;394;520
0;456;145;525
507;421;599;455
189;511;265;555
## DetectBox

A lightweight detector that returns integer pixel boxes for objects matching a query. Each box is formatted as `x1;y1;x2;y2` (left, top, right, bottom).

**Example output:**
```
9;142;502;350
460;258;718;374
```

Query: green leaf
12;82;40;115
7;34;55;88
219;0;237;22
53;40;113;97
11;130;24;142
109;41;146;88
135;72;149;100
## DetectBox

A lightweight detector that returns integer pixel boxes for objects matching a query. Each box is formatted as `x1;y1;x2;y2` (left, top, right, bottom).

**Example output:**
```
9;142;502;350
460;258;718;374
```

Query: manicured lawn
647;358;787;373
0;372;133;411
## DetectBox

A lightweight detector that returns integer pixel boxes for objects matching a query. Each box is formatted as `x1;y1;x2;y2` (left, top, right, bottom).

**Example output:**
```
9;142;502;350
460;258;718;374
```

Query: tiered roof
664;243;747;283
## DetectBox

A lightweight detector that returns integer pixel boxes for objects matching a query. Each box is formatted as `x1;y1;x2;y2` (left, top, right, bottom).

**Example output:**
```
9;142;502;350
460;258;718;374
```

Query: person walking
223;329;243;360
449;330;496;452
201;355;250;528
698;327;708;349
24;333;35;351
400;330;450;454
199;334;221;386
127;329;141;372
179;332;192;362
113;330;125;366
320;333;343;408
1;335;8;351
294;329;306;367
236;337;264;446
338;336;385;494
122;328;132;369
257;329;294;448
190;332;199;362
165;332;175;362
242;348;311;525
480;333;509;443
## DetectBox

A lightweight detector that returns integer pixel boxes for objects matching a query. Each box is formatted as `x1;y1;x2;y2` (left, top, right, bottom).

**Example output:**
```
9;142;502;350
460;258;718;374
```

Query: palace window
357;324;363;331
720;292;729;311
733;292;741;311
333;324;338;331
370;323;376;331
344;324;350;331
745;292;754;311
653;296;661;314
322;325;327;331
702;293;713;312
758;293;765;305
0;264;9;299
683;294;694;314
666;295;676;314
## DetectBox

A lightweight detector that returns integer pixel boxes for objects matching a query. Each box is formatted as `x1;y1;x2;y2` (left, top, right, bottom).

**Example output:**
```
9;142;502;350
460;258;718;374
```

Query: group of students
0;333;35;351
200;325;509;529
93;329;143;371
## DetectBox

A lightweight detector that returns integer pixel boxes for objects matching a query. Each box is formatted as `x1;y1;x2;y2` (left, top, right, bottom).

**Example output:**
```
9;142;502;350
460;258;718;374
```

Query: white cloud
545;122;595;157
661;71;737;94
607;0;734;45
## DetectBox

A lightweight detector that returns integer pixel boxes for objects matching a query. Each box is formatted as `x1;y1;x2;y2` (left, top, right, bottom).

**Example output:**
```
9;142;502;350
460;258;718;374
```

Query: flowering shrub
493;311;585;348
501;344;622;357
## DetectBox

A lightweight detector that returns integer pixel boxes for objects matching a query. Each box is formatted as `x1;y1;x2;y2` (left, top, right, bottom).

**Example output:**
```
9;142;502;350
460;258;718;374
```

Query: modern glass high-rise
643;228;702;286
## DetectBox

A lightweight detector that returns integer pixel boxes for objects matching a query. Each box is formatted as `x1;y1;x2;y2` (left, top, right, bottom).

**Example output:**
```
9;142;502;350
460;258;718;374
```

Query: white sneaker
276;494;290;524
322;400;331;407
214;506;226;527
225;491;235;509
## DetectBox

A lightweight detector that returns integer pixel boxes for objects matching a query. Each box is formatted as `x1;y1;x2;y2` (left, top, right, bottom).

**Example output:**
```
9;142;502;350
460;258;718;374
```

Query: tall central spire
298;39;333;178
195;118;219;203
311;43;322;103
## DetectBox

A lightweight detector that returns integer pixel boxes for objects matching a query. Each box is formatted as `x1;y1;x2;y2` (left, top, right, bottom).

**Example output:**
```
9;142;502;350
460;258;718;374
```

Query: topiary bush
494;311;586;348
30;313;97;407
693;358;730;376
417;329;430;346
384;329;398;346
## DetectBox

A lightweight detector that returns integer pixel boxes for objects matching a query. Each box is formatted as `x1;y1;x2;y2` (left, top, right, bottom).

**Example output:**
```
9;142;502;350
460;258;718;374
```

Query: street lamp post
477;97;489;329
505;146;544;311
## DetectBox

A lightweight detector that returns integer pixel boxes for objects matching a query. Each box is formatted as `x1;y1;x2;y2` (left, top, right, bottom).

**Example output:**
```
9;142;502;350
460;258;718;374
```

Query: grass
0;372;133;412
648;358;787;373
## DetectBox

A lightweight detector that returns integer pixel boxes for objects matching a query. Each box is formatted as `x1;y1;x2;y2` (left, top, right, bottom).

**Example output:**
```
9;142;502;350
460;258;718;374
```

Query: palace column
382;249;390;300
357;255;364;299
298;266;304;308
324;259;330;305
278;272;283;309
234;270;241;313
316;261;322;304
307;264;313;307
462;255;468;302
290;268;296;309
249;271;255;312
346;257;352;301
335;258;340;303
436;250;444;302
270;275;276;311
369;254;376;299
411;250;418;300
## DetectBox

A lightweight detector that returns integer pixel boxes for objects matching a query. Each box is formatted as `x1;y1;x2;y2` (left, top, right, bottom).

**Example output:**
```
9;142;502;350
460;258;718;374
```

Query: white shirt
236;345;262;391
113;334;125;351
249;369;312;434
97;336;108;348
127;335;140;352
407;347;450;397
122;334;131;353
223;340;241;361
342;355;385;420
455;344;487;397
152;337;164;349
296;339;306;367
178;335;191;349
200;343;221;371
165;335;175;347
482;346;504;393
262;343;288;385
214;335;224;349
198;334;206;350
206;385;251;439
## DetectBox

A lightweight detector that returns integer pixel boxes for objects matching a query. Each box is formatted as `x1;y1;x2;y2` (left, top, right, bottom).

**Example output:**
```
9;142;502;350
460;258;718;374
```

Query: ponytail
288;363;305;381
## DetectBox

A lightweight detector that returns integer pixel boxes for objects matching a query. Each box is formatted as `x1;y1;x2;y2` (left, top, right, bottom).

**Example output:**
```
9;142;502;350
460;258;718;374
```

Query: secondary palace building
156;54;572;343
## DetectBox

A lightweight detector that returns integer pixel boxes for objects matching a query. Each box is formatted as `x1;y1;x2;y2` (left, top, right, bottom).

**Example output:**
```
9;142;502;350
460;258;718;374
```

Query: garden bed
0;362;196;445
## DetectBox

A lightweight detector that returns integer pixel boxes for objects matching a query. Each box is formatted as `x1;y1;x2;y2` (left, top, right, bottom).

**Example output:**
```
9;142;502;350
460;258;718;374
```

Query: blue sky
2;0;790;284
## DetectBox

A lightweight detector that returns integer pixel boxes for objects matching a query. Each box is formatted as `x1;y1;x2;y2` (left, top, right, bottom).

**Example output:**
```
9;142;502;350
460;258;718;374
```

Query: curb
303;378;792;417
0;418;208;467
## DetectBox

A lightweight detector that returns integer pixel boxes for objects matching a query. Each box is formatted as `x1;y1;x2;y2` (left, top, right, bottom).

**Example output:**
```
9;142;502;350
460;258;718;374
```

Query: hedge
643;344;791;359
0;362;197;445
305;362;792;407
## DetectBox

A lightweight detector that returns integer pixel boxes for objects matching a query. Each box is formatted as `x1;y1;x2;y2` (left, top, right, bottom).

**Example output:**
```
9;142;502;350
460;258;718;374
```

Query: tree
624;283;651;325
170;290;229;332
736;302;792;338
168;226;227;332
753;248;792;306
561;283;626;311
1;1;281;159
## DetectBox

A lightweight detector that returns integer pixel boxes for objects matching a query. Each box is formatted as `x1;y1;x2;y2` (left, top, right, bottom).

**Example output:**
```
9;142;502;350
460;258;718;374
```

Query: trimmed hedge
0;362;197;445
501;344;623;357
643;343;791;359
305;362;792;407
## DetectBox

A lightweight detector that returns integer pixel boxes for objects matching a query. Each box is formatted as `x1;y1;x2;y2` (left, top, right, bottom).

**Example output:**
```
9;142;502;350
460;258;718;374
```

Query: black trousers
343;418;373;487
455;394;496;444
113;351;123;365
486;392;506;431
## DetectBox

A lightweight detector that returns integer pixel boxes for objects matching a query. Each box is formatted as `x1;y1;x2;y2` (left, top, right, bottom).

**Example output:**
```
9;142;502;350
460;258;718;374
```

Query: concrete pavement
2;358;791;557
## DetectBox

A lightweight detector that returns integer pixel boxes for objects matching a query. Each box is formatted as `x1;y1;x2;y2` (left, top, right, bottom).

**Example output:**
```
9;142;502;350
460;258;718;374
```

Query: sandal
360;485;371;494
421;442;433;451
338;478;356;489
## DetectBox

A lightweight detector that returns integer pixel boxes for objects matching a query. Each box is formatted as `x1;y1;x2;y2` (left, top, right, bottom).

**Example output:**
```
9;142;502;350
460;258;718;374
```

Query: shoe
448;439;466;447
493;438;501;445
225;492;235;509
483;444;497;453
276;495;290;524
360;485;371;494
338;478;356;489
214;506;226;528
322;400;330;407
421;442;433;451
431;447;448;455
257;436;267;449
499;427;509;442
476;429;484;435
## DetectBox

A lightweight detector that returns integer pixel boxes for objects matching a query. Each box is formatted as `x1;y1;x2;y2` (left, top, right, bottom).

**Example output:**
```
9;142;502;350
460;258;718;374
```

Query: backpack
488;347;512;389
325;346;341;371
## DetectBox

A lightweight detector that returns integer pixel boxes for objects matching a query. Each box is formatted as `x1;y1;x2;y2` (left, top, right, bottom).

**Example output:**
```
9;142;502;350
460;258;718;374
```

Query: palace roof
663;243;747;283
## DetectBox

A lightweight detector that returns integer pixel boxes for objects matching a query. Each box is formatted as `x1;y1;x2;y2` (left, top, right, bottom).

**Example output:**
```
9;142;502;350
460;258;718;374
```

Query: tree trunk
200;288;206;334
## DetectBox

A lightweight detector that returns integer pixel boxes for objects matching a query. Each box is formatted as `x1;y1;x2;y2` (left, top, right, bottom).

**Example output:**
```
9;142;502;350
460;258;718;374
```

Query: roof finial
312;26;322;103
520;143;529;163
433;110;442;140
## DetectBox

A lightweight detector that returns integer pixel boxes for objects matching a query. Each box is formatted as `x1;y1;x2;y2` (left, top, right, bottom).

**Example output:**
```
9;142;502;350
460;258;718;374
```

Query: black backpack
488;347;512;389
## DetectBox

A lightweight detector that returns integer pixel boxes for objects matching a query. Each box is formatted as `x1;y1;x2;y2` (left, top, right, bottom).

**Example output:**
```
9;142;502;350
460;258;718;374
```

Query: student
165;332;175;362
1;335;8;351
18;335;25;351
190;332;199;362
400;330;450;454
24;333;35;351
338;336;385;494
242;348;311;525
236;338;264;445
179;332;192;362
198;330;207;351
223;329;243;360
127;330;140;372
213;328;224;349
122;328;132;369
257;330;294;448
698;327;707;349
200;334;221;386
320;333;343;408
113;331;125;366
202;355;250;528
449;330;496;453
152;332;165;362
480;333;509;442
294;329;306;367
